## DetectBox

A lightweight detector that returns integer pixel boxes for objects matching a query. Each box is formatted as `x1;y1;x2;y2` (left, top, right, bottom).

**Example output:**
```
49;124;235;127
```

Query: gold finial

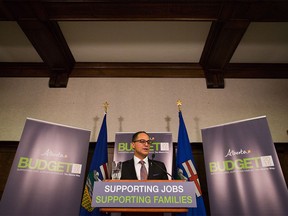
177;99;182;111
103;102;109;113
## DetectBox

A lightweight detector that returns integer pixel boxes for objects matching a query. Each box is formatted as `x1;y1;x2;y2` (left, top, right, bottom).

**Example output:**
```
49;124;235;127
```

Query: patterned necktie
139;160;147;180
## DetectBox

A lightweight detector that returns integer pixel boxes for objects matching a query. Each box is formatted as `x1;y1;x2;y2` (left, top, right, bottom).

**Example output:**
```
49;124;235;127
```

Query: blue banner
175;111;207;216
80;114;110;216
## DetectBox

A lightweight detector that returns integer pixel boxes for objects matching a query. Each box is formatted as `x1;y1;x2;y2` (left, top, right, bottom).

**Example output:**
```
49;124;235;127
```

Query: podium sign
92;180;196;208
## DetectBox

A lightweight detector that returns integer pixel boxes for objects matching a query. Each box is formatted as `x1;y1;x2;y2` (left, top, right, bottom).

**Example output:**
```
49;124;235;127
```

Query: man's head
131;131;152;159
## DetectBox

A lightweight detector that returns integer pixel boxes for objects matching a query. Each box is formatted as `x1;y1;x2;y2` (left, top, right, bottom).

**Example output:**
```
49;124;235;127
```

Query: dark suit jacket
120;158;169;180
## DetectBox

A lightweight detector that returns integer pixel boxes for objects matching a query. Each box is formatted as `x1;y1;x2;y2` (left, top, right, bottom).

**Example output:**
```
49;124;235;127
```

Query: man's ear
131;142;135;149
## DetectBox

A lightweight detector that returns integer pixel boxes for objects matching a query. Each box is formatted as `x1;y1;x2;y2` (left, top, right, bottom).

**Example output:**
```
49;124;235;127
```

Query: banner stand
0;118;91;216
201;116;288;216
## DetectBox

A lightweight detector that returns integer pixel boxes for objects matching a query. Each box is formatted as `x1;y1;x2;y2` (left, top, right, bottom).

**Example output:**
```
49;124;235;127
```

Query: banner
201;116;288;216
92;180;196;208
113;132;173;179
0;118;90;216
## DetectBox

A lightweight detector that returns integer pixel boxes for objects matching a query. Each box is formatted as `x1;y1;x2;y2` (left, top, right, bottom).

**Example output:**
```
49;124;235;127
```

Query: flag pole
177;99;182;112
80;103;109;216
175;98;207;216
103;101;109;114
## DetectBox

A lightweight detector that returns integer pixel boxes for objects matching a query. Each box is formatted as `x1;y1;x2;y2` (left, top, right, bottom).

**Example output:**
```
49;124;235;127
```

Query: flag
175;111;206;216
80;114;110;216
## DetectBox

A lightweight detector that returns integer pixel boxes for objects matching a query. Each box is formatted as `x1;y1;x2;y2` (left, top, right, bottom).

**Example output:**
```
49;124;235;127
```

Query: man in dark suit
120;131;168;216
120;131;168;180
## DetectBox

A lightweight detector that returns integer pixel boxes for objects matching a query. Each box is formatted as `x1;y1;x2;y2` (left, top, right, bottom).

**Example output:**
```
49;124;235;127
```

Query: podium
101;207;187;213
92;180;195;215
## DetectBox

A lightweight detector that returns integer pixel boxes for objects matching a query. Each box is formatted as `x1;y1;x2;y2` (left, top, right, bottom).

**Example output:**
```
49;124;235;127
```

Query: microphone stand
151;153;174;180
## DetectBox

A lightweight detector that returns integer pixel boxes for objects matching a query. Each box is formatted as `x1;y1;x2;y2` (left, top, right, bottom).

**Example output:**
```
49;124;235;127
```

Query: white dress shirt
133;156;149;180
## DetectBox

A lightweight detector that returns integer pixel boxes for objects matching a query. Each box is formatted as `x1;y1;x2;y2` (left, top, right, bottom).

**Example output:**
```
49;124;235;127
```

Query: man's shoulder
121;158;134;165
149;159;166;166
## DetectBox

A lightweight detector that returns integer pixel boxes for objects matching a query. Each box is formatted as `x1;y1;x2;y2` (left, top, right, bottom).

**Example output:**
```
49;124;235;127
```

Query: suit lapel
127;158;137;179
148;159;155;179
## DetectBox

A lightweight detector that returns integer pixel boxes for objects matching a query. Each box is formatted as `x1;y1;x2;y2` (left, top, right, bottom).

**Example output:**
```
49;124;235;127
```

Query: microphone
150;153;174;180
177;168;188;181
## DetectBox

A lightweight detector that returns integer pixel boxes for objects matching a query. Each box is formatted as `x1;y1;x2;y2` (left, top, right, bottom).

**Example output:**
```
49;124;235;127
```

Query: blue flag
80;114;110;216
175;111;206;216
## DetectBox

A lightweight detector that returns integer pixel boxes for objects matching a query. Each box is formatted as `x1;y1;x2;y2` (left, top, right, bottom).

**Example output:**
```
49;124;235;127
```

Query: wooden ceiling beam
30;1;288;22
72;62;204;78
1;62;287;79
17;20;75;87
44;1;220;21
3;1;75;87
200;20;250;88
1;1;288;21
225;63;288;78
0;62;204;78
0;63;50;77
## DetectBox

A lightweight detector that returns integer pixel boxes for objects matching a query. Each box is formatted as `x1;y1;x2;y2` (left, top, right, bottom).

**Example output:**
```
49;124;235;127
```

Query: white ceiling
1;21;288;64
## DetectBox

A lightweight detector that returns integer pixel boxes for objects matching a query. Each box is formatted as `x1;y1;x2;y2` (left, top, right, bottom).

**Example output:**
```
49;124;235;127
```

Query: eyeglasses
133;139;152;145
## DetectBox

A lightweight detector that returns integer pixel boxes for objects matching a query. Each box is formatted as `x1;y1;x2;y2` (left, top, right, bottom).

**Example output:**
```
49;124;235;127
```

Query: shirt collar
134;155;148;164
